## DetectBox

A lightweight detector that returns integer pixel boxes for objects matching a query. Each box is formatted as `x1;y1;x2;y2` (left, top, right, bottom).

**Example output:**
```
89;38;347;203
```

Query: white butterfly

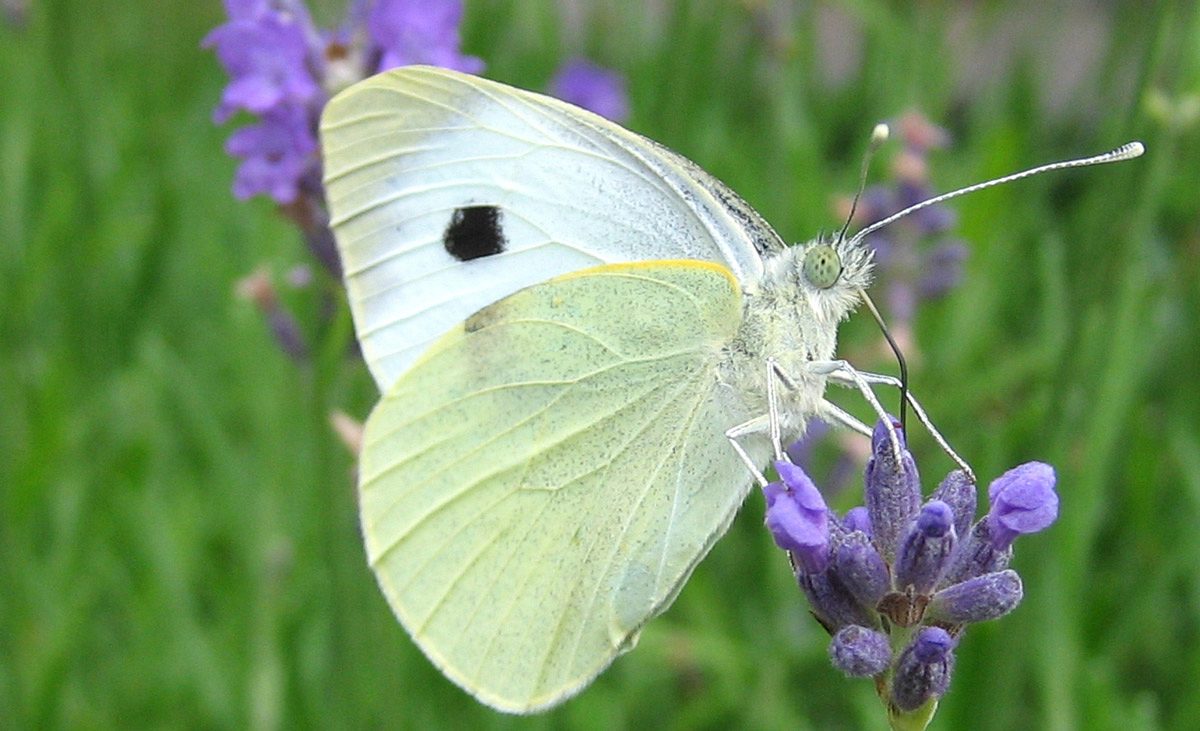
320;65;1142;713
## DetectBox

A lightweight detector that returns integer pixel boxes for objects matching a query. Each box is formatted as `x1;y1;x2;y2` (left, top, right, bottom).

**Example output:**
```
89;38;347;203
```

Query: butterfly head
779;234;874;325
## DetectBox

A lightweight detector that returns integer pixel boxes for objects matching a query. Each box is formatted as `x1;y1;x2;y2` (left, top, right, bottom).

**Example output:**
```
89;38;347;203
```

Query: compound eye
802;244;842;289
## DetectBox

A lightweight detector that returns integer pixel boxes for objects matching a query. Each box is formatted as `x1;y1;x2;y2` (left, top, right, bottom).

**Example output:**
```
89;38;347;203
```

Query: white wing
320;65;785;392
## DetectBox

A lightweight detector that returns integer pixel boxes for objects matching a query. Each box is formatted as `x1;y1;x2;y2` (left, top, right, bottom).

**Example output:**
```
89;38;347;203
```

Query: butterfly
319;64;1142;713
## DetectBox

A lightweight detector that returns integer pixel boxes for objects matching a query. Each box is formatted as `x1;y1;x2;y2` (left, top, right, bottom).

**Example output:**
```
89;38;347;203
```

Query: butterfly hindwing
359;260;762;712
321;65;782;391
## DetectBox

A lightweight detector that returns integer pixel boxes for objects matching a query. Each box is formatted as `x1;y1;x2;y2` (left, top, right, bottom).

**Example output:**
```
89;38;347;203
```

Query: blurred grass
1;1;1197;729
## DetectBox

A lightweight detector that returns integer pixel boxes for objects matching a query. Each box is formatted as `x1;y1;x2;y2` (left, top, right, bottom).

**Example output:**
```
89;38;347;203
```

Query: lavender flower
986;462;1059;550
940;462;1058;587
764;418;1058;725
893;501;956;595
206;0;486;211
890;627;955;712
930;470;976;542
831;530;889;609
926;570;1023;625
841;505;872;536
549;58;630;122
224;103;317;203
830;625;892;677
864;418;920;562
367;0;483;73
798;570;880;632
203;1;321;123
763;460;829;572
205;1;322;208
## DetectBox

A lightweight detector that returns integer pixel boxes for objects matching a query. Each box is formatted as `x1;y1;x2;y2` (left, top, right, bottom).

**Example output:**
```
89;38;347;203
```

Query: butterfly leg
723;358;795;488
834;369;975;482
765;357;788;461
804;360;905;464
816;399;873;438
725;416;771;488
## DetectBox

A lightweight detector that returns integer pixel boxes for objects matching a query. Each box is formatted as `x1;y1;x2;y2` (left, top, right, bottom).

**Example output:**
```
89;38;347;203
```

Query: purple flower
203;3;320;123
829;625;891;677
986;462;1059;550
762;460;830;573
223;0;270;20
798;571;878;632
367;0;483;73
930;469;976;540
893;500;956;595
761;416;1060;723
831;530;889;609
225;104;317;203
549;58;630;122
841;506;872;536
926;570;1023;625
939;519;1012;589
890;627;955;712
206;0;487;209
864;418;920;562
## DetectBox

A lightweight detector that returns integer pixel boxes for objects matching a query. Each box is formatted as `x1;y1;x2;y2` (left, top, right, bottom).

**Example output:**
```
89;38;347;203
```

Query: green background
2;1;1197;729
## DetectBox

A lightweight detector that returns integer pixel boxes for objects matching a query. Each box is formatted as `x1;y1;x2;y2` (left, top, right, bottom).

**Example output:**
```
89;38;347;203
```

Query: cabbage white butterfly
320;65;1141;713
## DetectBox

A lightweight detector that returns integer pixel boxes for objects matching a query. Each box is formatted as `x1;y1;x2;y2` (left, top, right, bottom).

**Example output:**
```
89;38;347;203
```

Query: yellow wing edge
398;258;741;376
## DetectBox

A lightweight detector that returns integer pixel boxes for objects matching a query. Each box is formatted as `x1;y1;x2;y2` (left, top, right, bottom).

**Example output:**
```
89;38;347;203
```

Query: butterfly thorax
719;237;873;441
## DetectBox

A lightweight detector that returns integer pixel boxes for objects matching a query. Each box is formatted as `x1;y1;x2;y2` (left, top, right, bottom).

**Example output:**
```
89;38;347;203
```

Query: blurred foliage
1;1;1197;729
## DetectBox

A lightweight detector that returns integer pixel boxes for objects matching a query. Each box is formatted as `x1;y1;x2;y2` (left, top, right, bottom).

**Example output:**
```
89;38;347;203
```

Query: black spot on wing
443;205;507;261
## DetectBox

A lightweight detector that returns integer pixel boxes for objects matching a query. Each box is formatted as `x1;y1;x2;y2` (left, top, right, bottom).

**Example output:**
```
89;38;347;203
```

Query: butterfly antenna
849;141;1145;246
848;139;1144;439
840;123;911;431
837;123;891;245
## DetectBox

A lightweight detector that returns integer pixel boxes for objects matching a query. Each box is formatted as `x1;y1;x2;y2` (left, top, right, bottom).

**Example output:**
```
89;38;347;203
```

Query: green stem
888;698;938;731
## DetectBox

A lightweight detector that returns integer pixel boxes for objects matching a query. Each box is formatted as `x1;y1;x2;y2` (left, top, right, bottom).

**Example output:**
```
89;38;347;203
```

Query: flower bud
841;506;873;536
864;418;921;563
763;460;830;573
891;627;955;712
926;570;1023;625
831;530;889;609
829;625;891;677
930;469;976;540
938;520;1011;589
798;571;878;632
893;501;956;595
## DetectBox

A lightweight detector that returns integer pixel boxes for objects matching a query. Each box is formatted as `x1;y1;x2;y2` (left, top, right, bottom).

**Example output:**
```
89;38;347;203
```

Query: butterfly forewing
359;260;761;712
321;65;781;392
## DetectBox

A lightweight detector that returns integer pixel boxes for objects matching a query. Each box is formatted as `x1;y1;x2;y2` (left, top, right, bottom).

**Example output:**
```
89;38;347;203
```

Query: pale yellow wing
359;260;758;712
